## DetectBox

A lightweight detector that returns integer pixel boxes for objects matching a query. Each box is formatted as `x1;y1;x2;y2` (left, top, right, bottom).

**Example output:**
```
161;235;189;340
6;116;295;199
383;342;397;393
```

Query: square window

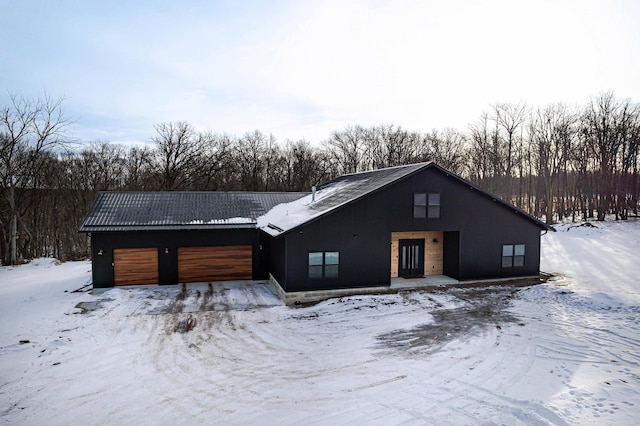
414;193;427;206
308;251;339;279
428;206;440;218
428;193;440;206
502;244;525;268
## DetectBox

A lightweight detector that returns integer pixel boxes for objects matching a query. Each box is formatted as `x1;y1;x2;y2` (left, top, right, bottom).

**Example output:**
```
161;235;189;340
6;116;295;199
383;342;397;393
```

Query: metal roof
79;191;307;232
80;163;549;234
257;163;429;236
258;162;550;236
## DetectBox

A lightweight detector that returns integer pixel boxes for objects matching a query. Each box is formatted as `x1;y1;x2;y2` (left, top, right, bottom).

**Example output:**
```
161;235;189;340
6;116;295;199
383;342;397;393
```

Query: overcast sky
2;0;639;146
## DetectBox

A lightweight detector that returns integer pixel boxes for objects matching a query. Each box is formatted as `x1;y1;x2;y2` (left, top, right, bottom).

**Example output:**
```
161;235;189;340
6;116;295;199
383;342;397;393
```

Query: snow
2;221;640;424
257;180;359;236
188;217;254;225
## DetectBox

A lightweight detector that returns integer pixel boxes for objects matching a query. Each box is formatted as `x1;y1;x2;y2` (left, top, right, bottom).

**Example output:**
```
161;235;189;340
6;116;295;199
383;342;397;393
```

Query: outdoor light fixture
433;238;439;243
164;248;169;254
97;249;103;255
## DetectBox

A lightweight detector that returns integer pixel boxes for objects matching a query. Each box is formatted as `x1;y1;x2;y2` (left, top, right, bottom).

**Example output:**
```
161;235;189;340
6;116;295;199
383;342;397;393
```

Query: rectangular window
428;193;440;218
413;193;426;218
502;244;525;268
308;251;340;279
308;252;324;279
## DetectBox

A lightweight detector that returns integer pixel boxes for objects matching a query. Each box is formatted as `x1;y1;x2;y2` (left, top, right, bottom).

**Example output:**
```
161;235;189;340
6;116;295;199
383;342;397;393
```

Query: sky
1;0;639;146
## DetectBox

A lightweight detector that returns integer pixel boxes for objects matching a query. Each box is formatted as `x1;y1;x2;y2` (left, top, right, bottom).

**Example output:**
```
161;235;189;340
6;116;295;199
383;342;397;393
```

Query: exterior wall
277;167;543;292
390;231;443;277
90;228;266;288
267;232;286;285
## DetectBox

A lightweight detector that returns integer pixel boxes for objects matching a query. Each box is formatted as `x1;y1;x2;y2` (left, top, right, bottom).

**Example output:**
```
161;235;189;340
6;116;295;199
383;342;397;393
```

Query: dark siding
255;232;271;280
91;229;262;288
267;233;286;287
283;192;393;292
280;167;544;291
443;231;460;279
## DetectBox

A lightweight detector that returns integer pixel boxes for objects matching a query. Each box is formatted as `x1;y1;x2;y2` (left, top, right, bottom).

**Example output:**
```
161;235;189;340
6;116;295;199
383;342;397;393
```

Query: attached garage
178;245;252;283
80;192;306;288
113;248;159;286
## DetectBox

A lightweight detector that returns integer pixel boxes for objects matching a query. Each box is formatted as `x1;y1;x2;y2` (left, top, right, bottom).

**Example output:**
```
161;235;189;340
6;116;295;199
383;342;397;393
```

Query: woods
1;92;639;264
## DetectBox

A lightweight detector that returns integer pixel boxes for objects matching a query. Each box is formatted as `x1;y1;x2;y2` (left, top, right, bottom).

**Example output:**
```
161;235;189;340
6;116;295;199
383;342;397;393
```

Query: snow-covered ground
1;221;639;425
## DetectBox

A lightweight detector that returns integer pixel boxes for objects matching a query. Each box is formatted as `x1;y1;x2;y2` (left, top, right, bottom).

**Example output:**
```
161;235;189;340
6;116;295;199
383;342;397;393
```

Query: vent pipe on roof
311;185;316;202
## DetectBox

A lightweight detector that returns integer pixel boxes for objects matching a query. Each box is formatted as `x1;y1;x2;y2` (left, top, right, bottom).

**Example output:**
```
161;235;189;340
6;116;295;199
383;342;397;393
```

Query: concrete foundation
269;273;542;306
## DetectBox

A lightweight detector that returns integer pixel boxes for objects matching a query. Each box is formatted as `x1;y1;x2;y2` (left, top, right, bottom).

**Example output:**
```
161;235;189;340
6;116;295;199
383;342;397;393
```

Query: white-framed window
502;244;525;268
308;251;339;279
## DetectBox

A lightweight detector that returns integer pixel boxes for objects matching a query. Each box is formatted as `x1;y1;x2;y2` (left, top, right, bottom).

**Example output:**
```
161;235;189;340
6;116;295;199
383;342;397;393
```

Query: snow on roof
258;163;429;236
79;192;306;232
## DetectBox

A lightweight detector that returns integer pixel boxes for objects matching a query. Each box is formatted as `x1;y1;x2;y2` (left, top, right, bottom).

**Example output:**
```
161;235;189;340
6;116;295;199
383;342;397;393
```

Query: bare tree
236;130;268;191
324;125;366;174
0;93;71;264
582;93;626;220
420;128;468;174
530;103;577;224
123;145;155;190
151;121;203;190
194;132;235;191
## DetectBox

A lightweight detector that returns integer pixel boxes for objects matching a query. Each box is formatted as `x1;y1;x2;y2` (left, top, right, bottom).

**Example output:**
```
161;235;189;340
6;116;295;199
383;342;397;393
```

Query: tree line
1;92;638;264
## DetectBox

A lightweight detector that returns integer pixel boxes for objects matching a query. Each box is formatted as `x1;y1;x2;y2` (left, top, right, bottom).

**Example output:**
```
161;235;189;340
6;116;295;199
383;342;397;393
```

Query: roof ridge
339;161;431;178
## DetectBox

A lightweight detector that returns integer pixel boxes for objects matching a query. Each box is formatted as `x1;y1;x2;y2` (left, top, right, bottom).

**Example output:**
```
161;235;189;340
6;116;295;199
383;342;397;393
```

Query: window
502;244;525;268
413;193;426;218
428;193;440;218
414;193;440;218
308;251;339;279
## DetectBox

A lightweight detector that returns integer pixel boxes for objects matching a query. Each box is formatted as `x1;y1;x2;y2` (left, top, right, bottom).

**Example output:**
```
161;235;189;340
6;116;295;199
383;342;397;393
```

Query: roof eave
79;223;257;233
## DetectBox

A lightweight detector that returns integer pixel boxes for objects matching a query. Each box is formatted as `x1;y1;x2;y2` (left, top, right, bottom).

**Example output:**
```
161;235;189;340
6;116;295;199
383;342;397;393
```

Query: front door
398;239;425;277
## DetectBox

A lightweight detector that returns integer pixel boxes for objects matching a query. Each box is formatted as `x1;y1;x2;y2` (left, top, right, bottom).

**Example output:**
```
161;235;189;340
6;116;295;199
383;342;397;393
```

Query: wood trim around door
391;231;443;278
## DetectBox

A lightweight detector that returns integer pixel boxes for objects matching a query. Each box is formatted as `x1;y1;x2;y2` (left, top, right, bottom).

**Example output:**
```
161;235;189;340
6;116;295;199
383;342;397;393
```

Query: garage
113;248;159;286
178;245;252;283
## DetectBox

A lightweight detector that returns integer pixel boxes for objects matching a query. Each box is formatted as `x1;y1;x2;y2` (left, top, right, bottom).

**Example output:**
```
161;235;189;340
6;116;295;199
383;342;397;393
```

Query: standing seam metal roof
79;191;307;232
257;162;550;236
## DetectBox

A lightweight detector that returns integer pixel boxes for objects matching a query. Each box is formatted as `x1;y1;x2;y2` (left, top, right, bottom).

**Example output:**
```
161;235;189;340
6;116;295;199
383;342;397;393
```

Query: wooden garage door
113;248;159;286
178;245;252;283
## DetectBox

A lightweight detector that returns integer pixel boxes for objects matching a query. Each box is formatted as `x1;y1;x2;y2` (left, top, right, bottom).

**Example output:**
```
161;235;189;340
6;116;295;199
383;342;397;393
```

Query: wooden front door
178;245;252;283
113;248;159;286
398;239;425;277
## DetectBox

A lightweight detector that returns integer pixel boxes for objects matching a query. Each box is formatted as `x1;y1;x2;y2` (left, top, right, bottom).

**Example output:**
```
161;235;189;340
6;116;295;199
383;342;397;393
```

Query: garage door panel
113;248;158;286
178;245;252;283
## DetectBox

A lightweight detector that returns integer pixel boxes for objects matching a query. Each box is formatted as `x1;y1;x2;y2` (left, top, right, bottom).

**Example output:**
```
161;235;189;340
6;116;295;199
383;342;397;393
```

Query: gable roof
79;191;306;232
257;163;428;236
257;162;550;236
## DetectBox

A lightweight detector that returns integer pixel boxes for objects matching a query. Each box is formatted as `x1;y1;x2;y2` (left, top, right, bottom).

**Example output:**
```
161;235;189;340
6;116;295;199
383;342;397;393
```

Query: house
79;162;549;303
